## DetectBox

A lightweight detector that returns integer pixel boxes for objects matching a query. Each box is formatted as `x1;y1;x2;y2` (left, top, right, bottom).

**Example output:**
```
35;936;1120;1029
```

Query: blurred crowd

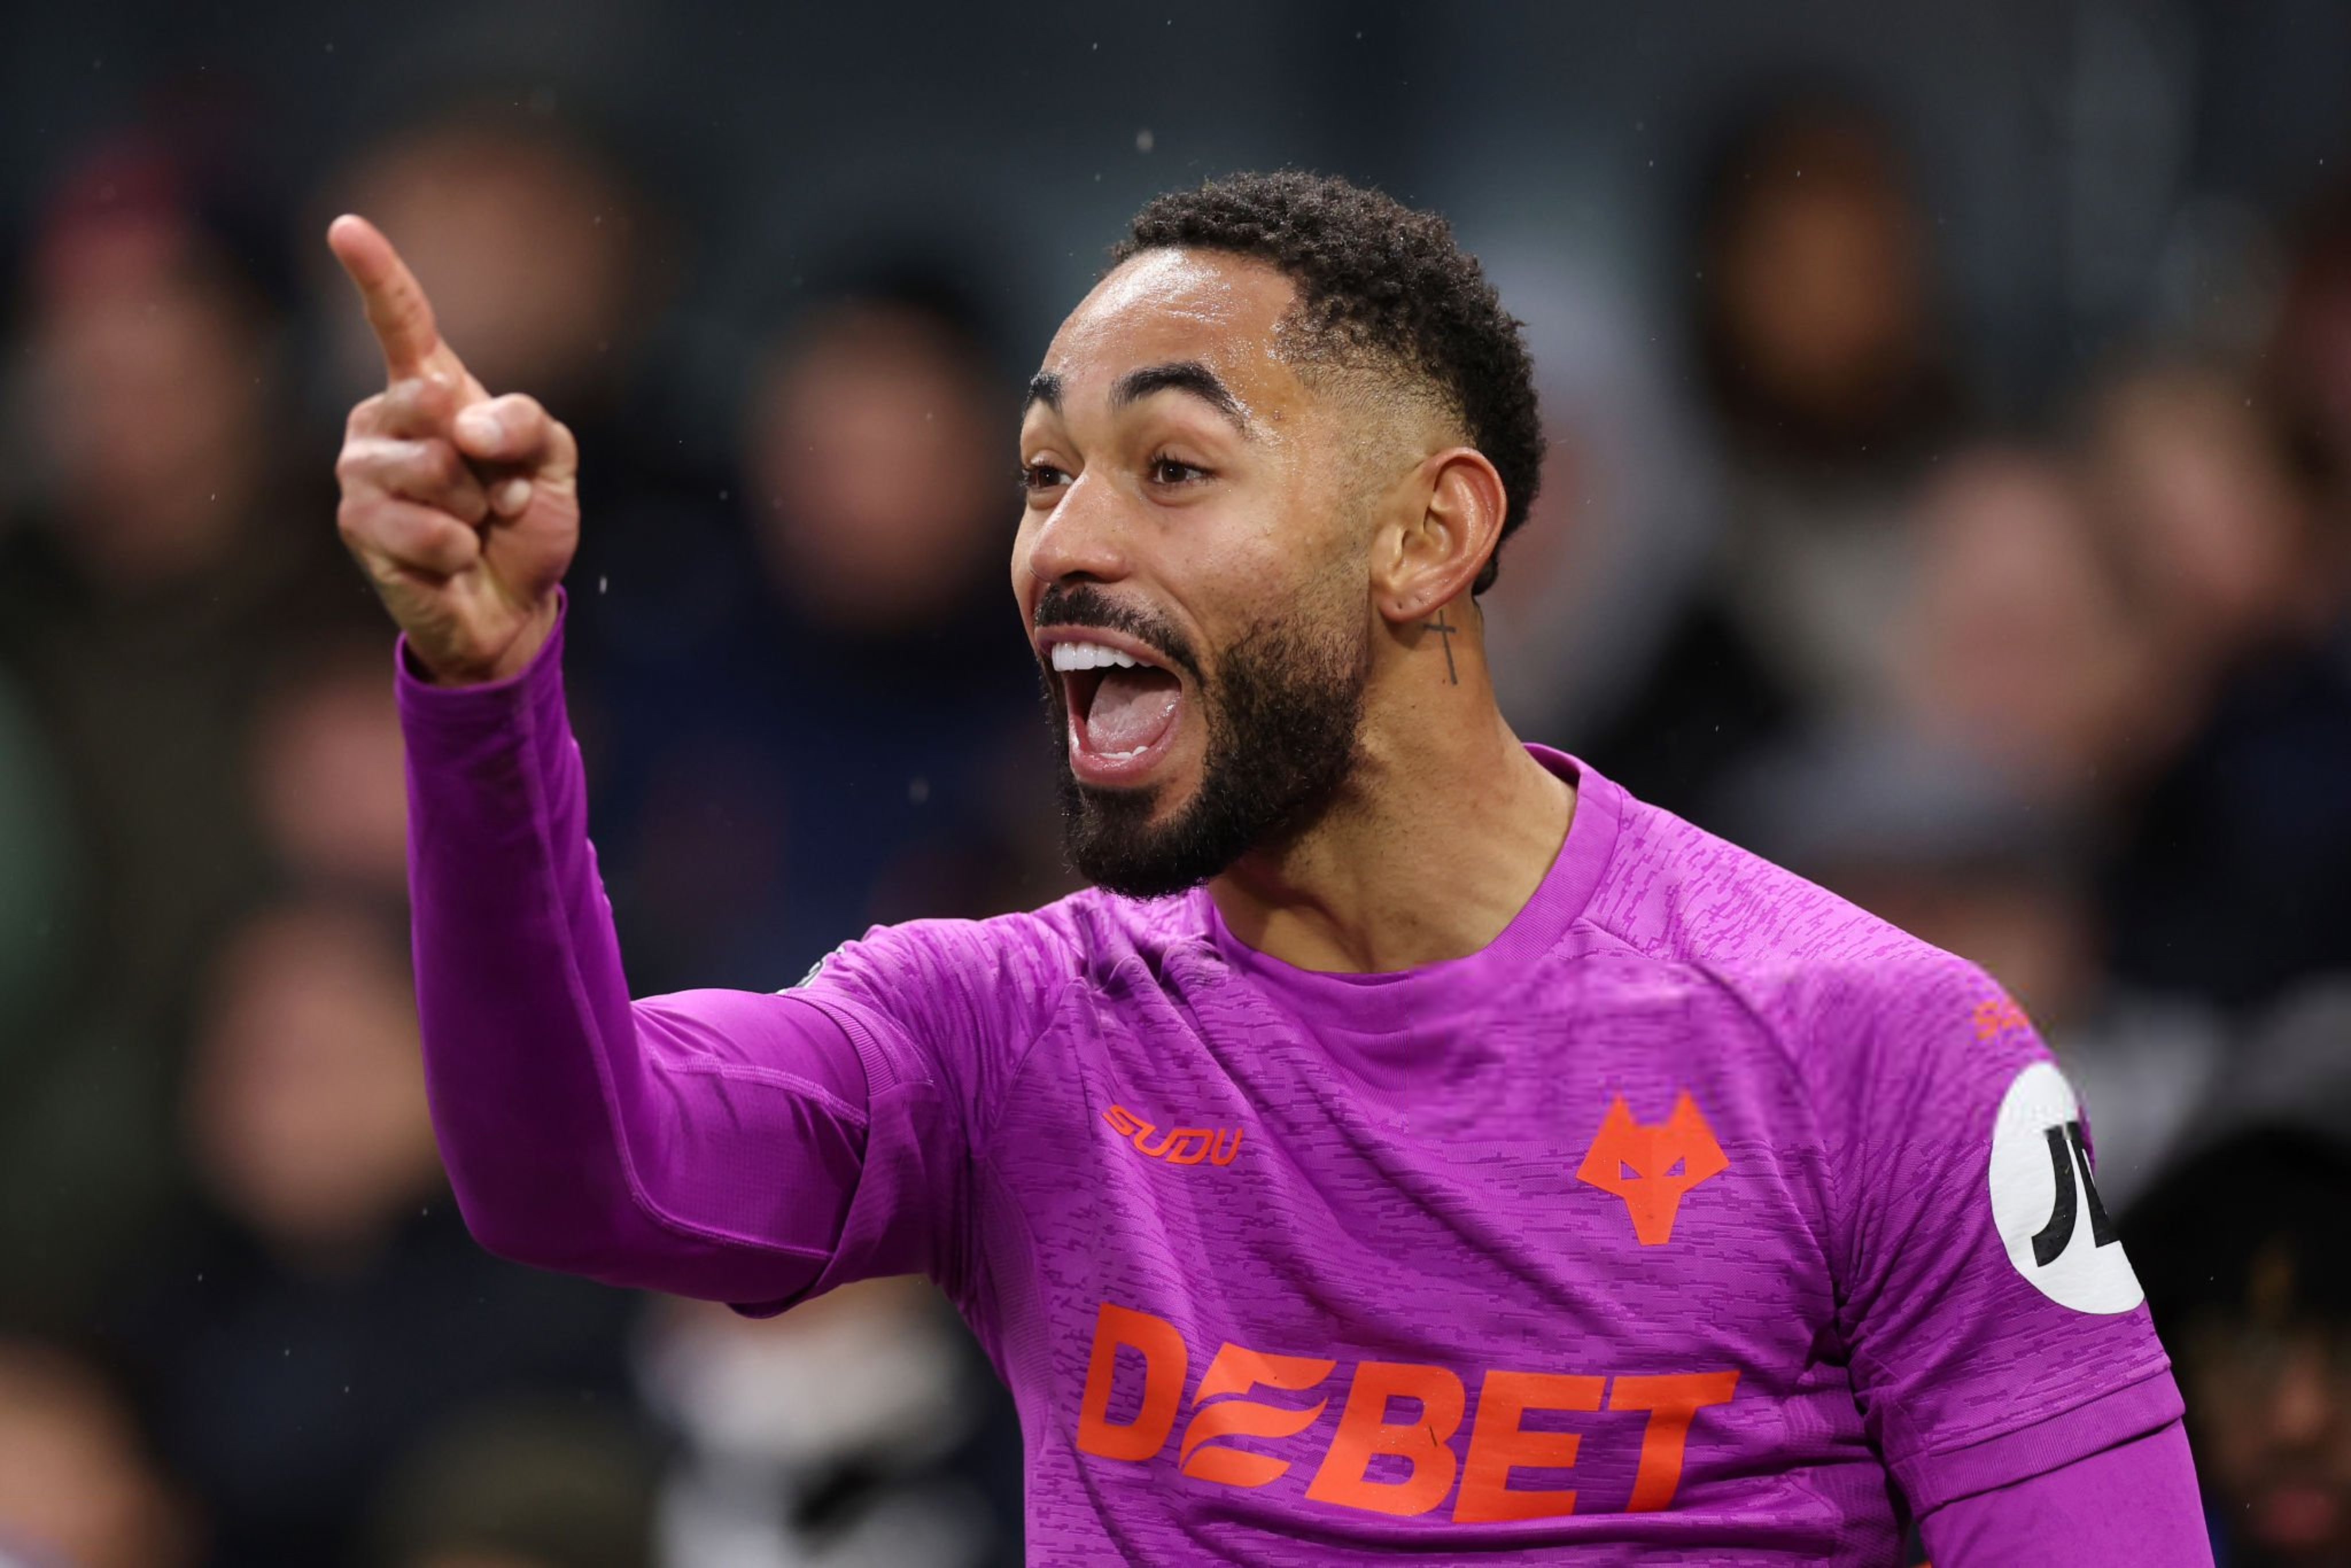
4;29;2351;1568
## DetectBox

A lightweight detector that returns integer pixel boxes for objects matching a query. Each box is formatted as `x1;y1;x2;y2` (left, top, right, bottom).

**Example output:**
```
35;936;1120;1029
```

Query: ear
1370;445;1508;625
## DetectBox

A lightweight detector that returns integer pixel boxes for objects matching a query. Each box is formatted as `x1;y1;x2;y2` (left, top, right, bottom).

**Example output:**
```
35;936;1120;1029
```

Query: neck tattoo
1427;611;1460;685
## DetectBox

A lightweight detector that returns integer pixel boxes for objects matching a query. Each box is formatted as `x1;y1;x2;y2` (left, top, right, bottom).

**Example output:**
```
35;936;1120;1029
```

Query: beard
1038;583;1369;900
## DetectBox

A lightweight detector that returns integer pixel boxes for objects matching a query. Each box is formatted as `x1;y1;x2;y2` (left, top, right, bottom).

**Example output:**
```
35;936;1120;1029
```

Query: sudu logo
1103;1103;1244;1167
1076;1302;1739;1522
1970;995;2031;1041
1576;1092;1729;1245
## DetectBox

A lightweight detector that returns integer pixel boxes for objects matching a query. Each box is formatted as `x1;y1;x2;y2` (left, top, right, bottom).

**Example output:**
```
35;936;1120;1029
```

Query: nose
1021;471;1131;589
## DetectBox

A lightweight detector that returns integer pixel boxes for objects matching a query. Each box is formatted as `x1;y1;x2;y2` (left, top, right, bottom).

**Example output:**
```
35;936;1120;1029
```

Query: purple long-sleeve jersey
399;603;2210;1564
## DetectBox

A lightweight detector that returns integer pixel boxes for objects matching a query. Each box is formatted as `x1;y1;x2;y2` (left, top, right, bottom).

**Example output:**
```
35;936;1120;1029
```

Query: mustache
1033;584;1203;685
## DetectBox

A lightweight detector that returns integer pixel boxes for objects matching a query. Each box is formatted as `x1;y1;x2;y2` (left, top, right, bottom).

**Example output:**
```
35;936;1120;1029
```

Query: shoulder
795;884;1206;1015
1582;786;1929;979
1580;785;2028;1093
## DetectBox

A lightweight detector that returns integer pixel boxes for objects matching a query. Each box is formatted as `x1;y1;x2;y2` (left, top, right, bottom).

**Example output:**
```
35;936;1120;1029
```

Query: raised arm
330;218;913;1307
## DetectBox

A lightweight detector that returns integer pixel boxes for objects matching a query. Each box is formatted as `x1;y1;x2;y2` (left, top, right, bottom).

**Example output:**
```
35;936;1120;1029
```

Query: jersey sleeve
398;594;1069;1318
1813;952;2186;1515
1917;1419;2213;1566
770;911;1078;1309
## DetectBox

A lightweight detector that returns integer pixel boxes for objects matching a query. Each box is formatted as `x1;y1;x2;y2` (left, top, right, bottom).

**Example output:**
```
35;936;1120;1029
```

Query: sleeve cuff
1895;1364;2187;1513
393;589;569;746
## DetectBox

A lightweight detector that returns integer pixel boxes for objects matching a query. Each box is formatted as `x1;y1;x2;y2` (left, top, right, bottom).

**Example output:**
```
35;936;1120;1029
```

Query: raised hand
327;215;577;684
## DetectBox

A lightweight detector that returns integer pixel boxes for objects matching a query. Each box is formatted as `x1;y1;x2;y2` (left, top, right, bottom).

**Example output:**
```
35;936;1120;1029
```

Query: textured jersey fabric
1919;1418;2209;1563
398;602;2203;1565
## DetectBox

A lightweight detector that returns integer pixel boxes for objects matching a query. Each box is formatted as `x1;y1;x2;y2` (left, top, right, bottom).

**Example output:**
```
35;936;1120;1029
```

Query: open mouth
1048;635;1185;784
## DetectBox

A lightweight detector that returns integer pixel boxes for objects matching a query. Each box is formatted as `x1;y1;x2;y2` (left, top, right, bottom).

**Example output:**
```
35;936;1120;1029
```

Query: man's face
2188;1306;2351;1565
1012;249;1376;897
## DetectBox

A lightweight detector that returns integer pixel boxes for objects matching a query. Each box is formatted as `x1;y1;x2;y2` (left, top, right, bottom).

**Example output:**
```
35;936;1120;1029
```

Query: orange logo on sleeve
1576;1092;1728;1245
1970;994;2031;1041
1075;1302;1739;1522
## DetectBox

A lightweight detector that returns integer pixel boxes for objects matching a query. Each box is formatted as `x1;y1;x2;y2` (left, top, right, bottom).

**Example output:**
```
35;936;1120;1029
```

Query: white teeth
1049;641;1143;672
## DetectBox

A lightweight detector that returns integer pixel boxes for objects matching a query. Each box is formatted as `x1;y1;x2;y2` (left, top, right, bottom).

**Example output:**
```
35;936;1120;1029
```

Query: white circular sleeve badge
1986;1061;2144;1314
779;944;843;993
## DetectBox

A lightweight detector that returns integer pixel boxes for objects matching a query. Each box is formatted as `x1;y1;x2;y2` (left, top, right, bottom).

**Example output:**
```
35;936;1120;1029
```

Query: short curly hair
1113;171;1545;596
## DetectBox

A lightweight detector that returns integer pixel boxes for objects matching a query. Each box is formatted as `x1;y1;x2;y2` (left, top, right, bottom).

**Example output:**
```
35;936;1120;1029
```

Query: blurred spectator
1892;445;2170;804
2085;362;2337;689
364;1402;660;1568
0;139;318;996
324;111;661;414
13;146;286;594
0;137;371;1322
0;1333;196;1568
637;1280;1016;1567
2128;1127;2351;1566
246;638;410;893
183;894;439;1261
1589;95;1966;820
1694;98;1957;477
114;893;639;1568
742;294;1008;635
588;283;1065;992
2262;191;2351;536
2084;360;2351;1010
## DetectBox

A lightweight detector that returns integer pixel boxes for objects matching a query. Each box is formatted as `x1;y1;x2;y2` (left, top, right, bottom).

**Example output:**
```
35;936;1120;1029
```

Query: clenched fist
328;215;577;685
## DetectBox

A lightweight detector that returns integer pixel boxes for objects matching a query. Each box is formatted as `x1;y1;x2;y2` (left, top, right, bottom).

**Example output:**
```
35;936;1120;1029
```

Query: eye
1148;455;1208;486
1019;461;1070;499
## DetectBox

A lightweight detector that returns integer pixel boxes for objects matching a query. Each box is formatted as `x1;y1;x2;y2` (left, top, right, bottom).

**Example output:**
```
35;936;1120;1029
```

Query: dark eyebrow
1022;360;1256;437
1112;360;1252;433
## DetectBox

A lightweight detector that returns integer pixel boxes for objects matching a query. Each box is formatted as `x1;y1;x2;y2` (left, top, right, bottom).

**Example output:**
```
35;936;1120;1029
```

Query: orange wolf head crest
1576;1092;1729;1245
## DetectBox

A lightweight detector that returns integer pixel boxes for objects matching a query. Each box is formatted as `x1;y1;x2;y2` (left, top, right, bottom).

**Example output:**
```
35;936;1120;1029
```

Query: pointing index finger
326;214;463;385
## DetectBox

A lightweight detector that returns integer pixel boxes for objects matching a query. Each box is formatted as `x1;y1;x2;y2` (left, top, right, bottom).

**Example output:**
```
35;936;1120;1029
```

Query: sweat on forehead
1039;251;1288;387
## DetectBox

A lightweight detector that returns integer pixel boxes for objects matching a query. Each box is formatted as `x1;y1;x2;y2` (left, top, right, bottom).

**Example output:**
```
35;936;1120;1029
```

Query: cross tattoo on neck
1427;611;1460;685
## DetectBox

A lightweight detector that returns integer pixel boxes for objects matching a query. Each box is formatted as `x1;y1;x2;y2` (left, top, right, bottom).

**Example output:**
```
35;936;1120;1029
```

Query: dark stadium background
4;2;2350;1563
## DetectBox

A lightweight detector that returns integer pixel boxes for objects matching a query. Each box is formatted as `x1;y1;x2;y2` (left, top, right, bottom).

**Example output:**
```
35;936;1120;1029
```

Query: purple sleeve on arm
397;595;938;1309
1817;958;2184;1507
1919;1418;2213;1567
